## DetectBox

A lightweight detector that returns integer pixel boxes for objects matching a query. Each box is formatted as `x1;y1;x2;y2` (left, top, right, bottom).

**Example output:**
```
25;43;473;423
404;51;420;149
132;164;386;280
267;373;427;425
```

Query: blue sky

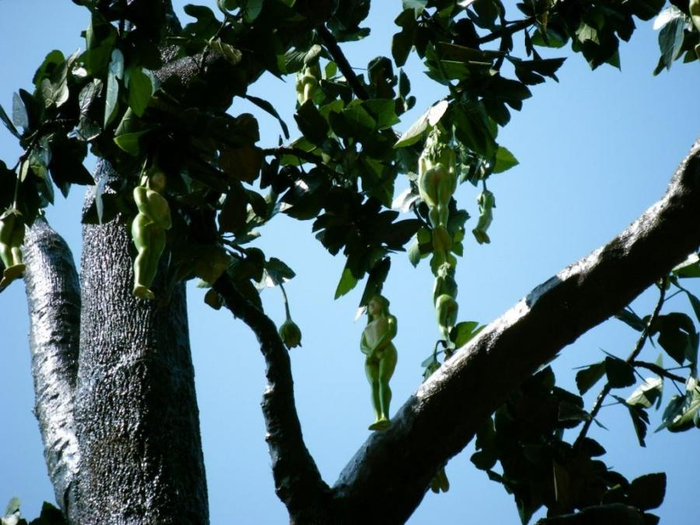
0;1;698;524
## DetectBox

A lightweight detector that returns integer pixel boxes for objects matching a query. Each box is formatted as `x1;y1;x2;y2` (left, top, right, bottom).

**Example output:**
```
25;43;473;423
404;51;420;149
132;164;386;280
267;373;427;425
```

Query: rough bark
23;219;81;522
213;276;333;521
73;162;208;524
330;141;700;524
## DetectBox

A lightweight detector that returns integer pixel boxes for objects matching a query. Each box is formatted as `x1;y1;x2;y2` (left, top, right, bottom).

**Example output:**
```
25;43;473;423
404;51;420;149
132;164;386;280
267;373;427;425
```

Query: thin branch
262;146;325;167
212;274;331;518
631;361;687;383
316;25;370;101
575;278;667;448
477;17;535;46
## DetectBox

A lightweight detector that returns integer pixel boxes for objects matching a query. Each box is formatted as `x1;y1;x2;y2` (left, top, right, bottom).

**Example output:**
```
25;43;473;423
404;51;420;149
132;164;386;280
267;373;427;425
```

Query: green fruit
279;319;303;349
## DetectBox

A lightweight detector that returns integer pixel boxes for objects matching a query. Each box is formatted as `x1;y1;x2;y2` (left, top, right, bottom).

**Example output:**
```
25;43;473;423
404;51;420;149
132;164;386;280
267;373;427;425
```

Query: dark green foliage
2;1;698;522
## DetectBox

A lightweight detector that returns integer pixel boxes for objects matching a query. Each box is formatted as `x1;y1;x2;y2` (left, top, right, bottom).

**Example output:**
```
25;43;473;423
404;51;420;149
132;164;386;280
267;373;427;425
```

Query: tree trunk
24;219;81;522
72;162;208;524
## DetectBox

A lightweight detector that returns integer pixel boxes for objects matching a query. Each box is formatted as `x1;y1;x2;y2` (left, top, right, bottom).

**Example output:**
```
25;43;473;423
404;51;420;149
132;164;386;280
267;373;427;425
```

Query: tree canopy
0;0;699;524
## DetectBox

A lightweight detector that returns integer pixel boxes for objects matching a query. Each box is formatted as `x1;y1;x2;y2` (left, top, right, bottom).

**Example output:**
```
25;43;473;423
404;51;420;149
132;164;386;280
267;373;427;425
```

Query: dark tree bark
72;162;208;524
23;219;81;522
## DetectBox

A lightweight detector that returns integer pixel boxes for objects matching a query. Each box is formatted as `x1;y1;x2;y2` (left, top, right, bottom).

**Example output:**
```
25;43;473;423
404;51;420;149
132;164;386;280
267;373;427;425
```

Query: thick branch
213;275;332;520
23;218;81;522
333;141;700;523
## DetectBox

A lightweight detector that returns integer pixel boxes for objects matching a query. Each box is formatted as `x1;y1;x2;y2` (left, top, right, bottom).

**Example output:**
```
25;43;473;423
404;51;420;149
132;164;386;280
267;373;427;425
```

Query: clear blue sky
0;1;698;524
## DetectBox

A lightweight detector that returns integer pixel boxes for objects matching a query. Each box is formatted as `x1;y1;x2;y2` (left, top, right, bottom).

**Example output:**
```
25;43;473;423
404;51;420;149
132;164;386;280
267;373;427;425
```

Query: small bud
279;319;302;349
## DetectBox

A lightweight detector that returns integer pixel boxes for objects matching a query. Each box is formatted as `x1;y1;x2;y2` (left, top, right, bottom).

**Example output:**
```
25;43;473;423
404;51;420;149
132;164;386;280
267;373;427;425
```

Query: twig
477;18;535;46
316;25;370;101
630;361;686;383
575;277;668;449
262;146;324;166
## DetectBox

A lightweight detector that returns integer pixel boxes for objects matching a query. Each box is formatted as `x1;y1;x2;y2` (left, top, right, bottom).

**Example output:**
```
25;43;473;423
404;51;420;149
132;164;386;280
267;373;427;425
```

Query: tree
0;0;699;524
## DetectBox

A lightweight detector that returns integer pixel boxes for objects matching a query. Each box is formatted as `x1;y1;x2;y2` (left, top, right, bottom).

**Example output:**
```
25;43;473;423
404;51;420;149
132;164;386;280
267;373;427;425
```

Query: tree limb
333;140;700;523
212;274;332;520
23;218;81;522
317;25;370;101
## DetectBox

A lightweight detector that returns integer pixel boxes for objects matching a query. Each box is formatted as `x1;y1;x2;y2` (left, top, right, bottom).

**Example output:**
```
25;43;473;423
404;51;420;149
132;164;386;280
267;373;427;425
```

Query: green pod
279;319;303;349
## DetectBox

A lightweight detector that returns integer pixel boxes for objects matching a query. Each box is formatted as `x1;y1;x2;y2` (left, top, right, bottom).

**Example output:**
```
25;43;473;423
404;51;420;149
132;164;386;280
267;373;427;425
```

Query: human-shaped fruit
418;127;457;229
0;208;26;289
435;293;458;348
360;294;398;431
131;171;171;300
295;62;321;105
472;190;495;245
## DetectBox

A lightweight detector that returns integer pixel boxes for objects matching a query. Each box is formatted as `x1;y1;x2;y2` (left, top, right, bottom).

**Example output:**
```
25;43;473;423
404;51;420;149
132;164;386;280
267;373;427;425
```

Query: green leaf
335;264;358;299
294;100;329;146
32;49;65;87
627;377;663;409
615;307;646;331
330;104;377;138
183;4;220;40
0;103;21;139
450;321;483;348
193;245;233;285
219;144;263;183
104;48;124;127
219;183;248;233
34;501;68;525
470;450;497;470
243;0;264;22
209;38;243;65
244;94;290;139
262;257;296;286
628;473;666;511
493;146;518;173
655;14;685;73
392;9;417;67
126;67;153;117
4;497;20;518
394;100;448;148
605;356;636;388
673;252;700;278
575;361;606;395
615;395;650;446
204;289;223;310
652;313;696;365
402;0;427;13
452;102;497;158
660;379;700;432
12;93;28;129
114;131;148;156
362;99;400;130
685;291;700;325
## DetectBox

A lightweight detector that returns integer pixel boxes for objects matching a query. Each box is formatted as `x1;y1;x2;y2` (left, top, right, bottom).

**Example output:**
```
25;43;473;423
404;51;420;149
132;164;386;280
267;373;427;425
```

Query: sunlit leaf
335;264;358;299
104;48;124;126
627;377;663;409
394;100;448;148
126;67;153;117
